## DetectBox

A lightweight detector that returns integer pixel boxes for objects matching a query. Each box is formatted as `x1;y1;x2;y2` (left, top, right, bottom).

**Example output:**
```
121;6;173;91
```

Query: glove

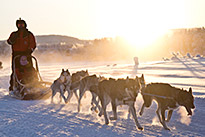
8;33;18;45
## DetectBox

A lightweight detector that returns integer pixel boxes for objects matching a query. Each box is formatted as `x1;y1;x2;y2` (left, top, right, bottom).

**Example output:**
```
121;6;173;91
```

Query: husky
71;74;103;112
66;70;89;102
50;69;71;103
139;83;195;130
71;70;89;83
91;76;143;130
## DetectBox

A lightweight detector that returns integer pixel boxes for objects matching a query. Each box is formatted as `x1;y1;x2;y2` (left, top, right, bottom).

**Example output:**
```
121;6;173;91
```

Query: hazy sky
1;0;205;40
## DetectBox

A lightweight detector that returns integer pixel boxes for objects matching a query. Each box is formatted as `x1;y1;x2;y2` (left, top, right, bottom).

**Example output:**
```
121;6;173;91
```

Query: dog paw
98;111;104;117
90;106;95;111
77;108;80;113
98;113;102;117
165;120;170;123
109;116;117;120
164;127;170;131
139;111;143;116
105;120;109;125
138;126;143;130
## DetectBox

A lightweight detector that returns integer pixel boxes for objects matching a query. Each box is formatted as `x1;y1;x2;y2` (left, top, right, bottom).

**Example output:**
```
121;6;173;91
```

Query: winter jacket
7;29;36;55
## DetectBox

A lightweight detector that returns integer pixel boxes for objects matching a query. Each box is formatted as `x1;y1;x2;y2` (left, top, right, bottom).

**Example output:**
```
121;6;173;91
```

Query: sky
1;0;205;41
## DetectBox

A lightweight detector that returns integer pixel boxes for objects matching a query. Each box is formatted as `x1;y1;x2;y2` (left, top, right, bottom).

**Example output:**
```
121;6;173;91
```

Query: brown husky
70;74;103;112
67;70;89;102
91;76;143;130
71;70;89;83
139;83;195;130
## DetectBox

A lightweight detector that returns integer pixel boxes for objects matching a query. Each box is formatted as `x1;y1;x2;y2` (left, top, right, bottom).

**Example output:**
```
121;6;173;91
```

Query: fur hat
16;18;27;28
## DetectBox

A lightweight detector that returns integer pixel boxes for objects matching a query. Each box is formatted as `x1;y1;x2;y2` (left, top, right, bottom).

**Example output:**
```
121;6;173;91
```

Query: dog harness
141;92;174;100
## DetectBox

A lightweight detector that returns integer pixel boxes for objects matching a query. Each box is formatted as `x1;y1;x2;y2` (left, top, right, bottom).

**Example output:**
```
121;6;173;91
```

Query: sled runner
9;55;52;100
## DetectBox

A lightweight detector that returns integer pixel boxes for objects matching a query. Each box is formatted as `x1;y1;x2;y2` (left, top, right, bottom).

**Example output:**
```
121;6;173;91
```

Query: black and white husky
50;69;71;103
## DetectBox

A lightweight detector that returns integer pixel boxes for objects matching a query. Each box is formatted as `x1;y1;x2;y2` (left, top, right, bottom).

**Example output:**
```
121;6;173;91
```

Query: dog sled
9;55;52;100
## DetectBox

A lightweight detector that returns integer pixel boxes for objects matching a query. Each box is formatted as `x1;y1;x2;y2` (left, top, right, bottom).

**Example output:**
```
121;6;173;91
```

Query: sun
121;27;168;50
95;0;186;50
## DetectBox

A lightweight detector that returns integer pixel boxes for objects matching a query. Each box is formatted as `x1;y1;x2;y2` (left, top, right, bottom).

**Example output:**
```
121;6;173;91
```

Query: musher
7;18;36;91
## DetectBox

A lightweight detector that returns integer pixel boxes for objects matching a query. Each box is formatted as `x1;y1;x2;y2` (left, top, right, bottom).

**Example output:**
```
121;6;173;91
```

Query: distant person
187;53;192;58
134;56;139;66
7;18;36;91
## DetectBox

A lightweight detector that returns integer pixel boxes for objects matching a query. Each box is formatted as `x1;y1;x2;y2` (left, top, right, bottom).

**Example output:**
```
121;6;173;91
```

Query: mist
177;107;194;126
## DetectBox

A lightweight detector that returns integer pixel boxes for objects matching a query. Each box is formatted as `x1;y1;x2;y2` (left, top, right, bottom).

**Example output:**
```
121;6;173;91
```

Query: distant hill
0;35;90;45
35;35;87;45
0;35;92;57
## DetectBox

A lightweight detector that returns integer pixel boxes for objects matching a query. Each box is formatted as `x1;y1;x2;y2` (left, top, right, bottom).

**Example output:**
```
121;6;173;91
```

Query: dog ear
141;74;144;80
62;69;65;72
189;87;192;94
126;76;129;83
86;69;88;73
66;69;69;72
135;76;138;80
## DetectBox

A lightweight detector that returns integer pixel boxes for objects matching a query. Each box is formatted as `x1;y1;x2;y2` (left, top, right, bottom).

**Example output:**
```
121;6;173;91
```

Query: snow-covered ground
0;57;204;136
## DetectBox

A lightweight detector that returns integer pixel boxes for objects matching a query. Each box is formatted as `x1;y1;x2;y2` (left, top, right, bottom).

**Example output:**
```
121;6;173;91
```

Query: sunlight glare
96;0;186;50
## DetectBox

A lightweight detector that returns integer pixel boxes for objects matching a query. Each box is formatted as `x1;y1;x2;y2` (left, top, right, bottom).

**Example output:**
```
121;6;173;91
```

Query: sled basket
9;55;52;100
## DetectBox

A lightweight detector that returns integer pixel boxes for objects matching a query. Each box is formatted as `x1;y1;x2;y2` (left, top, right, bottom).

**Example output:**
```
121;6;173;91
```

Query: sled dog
50;69;71;103
91;76;143;130
67;70;89;102
71;70;89;83
71;74;103;112
139;83;195;130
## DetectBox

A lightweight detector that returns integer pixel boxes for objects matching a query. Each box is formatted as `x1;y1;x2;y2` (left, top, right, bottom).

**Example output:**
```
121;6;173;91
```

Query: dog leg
110;100;117;120
165;110;173;123
98;106;104;117
65;84;73;103
98;96;104;117
90;92;96;111
78;86;86;112
161;108;170;130
96;96;102;114
60;85;67;103
66;89;73;103
139;103;145;116
129;104;143;130
156;104;163;124
73;89;79;100
101;97;109;125
51;90;57;103
60;92;67;103
90;93;101;113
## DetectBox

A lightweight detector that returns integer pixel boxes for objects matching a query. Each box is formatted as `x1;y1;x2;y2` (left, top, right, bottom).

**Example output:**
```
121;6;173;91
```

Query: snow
0;57;205;136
